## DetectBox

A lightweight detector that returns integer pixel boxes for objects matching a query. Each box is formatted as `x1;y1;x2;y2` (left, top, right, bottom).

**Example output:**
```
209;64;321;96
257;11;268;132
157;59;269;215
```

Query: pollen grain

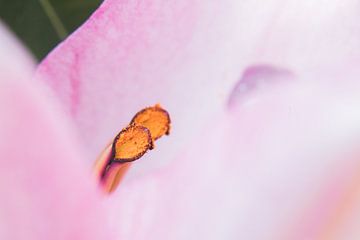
112;124;153;162
131;104;171;141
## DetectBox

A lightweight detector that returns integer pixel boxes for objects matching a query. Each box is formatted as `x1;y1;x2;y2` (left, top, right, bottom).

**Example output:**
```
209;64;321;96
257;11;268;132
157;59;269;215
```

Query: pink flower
1;0;360;239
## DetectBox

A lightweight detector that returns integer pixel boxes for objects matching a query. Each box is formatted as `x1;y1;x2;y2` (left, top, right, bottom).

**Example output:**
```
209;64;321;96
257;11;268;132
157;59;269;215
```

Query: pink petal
0;23;111;240
35;0;280;173
251;0;360;78
36;0;360;175
32;0;360;236
109;67;360;239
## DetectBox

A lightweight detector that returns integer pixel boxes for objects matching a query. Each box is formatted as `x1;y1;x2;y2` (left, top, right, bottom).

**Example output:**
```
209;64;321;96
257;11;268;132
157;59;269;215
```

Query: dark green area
0;0;102;61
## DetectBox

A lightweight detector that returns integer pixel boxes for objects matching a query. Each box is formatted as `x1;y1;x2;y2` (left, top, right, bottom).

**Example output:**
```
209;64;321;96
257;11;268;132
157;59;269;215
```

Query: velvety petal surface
0;23;110;240
35;0;287;173
32;0;360;238
108;68;360;239
252;0;360;79
36;0;360;175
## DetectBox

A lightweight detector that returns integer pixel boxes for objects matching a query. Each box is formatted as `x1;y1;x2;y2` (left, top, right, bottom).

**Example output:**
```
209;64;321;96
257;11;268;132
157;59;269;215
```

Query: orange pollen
112;124;153;163
131;104;171;141
96;104;171;194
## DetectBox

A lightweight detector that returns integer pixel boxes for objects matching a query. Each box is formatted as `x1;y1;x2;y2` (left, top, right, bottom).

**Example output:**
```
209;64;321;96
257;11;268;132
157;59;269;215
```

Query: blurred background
0;0;102;61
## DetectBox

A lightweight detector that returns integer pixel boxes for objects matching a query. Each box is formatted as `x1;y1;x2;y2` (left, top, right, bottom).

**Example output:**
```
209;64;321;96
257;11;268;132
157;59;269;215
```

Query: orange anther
112;124;153;163
95;104;171;194
131;104;171;141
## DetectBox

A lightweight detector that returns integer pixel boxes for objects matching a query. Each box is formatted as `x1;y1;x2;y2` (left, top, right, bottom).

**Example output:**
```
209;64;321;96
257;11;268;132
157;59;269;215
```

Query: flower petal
36;0;360;174
252;0;360;78
35;0;283;172
109;72;360;239
0;23;111;240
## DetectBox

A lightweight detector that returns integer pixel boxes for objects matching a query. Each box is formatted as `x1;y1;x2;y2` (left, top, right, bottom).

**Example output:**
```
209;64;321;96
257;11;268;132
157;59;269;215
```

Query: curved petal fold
0;23;110;240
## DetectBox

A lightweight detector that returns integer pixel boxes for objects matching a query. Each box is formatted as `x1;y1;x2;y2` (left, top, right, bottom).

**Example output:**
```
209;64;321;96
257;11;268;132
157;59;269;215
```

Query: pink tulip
2;0;360;239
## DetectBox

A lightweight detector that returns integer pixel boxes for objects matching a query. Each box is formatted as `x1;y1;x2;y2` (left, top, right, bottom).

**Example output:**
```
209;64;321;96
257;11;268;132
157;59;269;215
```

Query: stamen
101;162;132;193
112;124;153;163
131;104;171;141
95;104;171;194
